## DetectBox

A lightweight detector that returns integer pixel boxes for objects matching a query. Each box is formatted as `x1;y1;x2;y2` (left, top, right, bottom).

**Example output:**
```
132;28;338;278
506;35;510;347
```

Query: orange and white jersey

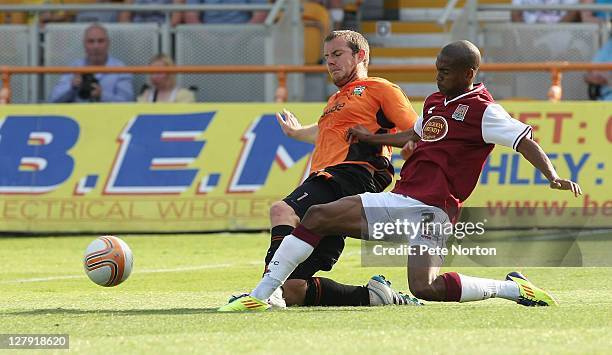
310;77;417;173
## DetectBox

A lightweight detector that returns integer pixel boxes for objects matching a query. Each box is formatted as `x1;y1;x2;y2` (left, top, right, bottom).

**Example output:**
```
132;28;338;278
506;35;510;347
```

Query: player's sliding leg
262;201;412;308
218;274;420;312
219;195;424;311
266;201;366;308
262;176;345;308
408;251;558;306
264;201;410;308
222;195;365;309
286;278;369;306
284;275;422;307
266;229;418;307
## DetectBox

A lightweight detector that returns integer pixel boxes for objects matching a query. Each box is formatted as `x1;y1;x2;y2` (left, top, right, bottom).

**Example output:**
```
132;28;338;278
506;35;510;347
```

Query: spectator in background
49;23;134;103
584;34;612;100
580;0;612;23
74;0;120;23
138;54;196;102
511;0;580;23
119;0;184;26
184;0;268;24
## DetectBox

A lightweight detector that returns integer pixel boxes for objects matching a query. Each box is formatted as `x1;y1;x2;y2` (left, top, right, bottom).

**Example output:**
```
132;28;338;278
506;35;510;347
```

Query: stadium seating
0;0;29;24
361;0;512;101
0;0;99;24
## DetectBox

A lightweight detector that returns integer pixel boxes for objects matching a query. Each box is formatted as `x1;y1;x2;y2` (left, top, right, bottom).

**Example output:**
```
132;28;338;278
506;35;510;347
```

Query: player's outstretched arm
347;125;419;148
276;109;318;144
516;137;583;197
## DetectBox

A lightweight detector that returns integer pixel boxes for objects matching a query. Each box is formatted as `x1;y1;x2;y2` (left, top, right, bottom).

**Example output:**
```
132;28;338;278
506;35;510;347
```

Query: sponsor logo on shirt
421;116;448;142
352;85;366;96
321;102;345;117
452;104;469;121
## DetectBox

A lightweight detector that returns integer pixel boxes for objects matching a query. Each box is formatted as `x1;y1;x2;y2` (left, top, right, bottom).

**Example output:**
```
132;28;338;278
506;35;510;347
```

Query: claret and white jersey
392;83;532;221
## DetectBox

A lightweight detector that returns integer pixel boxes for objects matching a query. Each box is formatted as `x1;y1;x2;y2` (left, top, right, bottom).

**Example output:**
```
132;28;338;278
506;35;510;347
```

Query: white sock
251;235;314;301
458;274;520;302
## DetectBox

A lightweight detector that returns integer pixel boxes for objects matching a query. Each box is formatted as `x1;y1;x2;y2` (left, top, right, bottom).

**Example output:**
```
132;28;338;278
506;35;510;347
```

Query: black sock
304;277;370;306
264;225;295;273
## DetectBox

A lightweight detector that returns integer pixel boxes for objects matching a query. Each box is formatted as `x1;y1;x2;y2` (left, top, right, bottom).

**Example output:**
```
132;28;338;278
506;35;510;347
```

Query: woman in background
138;54;196;103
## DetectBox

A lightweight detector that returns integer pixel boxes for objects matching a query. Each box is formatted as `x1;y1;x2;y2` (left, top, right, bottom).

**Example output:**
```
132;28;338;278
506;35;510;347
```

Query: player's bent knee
283;279;308;306
269;201;292;218
270;201;298;224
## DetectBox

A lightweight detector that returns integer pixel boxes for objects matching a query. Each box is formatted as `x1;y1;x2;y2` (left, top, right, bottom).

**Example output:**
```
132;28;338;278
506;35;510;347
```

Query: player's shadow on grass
7;307;372;316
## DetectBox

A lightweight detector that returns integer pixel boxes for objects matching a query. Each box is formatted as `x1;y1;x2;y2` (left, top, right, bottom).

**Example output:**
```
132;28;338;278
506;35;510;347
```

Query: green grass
1;234;612;354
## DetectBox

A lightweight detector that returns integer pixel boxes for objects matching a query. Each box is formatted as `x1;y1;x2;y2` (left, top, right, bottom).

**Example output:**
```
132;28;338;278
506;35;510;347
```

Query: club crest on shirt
452;104;469;121
421;116;448;142
352;85;366;96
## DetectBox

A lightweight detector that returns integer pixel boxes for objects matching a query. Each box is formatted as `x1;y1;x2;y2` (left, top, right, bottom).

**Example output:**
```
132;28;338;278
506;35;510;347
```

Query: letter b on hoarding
0;116;79;193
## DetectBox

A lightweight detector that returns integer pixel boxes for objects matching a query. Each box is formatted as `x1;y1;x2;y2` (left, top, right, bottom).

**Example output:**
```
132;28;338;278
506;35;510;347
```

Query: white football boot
367;275;423;306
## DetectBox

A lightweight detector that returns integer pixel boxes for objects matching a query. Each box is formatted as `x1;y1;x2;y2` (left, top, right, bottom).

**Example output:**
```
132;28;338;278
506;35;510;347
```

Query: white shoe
367;275;423;306
267;287;286;309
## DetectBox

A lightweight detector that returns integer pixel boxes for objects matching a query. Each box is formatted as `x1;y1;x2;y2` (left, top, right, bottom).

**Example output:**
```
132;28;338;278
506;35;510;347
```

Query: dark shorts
279;164;379;279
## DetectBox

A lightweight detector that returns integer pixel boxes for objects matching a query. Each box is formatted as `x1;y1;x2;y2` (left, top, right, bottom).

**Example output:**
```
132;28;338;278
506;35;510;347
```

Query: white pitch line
1;262;250;284
3;275;83;283
142;263;234;273
2;249;365;284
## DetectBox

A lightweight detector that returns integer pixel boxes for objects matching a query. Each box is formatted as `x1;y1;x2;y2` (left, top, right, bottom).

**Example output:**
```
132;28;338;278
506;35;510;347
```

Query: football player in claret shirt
220;30;421;311
222;40;582;311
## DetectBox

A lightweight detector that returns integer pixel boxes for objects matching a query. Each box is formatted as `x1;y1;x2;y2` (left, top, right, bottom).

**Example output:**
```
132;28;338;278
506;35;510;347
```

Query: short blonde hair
324;30;370;68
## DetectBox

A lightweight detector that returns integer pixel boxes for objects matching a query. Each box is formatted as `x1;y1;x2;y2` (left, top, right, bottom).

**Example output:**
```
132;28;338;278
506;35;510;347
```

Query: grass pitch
1;234;612;354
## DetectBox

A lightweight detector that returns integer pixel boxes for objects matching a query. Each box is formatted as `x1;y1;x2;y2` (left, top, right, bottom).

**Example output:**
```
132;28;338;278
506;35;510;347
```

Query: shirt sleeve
414;115;423;138
380;83;418;131
481;103;532;150
49;73;77;103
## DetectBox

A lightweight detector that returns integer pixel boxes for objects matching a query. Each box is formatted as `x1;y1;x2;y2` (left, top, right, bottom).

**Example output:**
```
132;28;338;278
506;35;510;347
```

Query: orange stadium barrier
2;62;612;104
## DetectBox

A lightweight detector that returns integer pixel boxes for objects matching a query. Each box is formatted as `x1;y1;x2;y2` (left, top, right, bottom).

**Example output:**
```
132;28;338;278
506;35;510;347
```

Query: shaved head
435;40;481;98
439;40;481;70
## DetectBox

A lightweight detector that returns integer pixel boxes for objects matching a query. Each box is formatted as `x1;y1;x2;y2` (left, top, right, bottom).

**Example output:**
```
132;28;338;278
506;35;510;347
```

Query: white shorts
359;191;450;249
